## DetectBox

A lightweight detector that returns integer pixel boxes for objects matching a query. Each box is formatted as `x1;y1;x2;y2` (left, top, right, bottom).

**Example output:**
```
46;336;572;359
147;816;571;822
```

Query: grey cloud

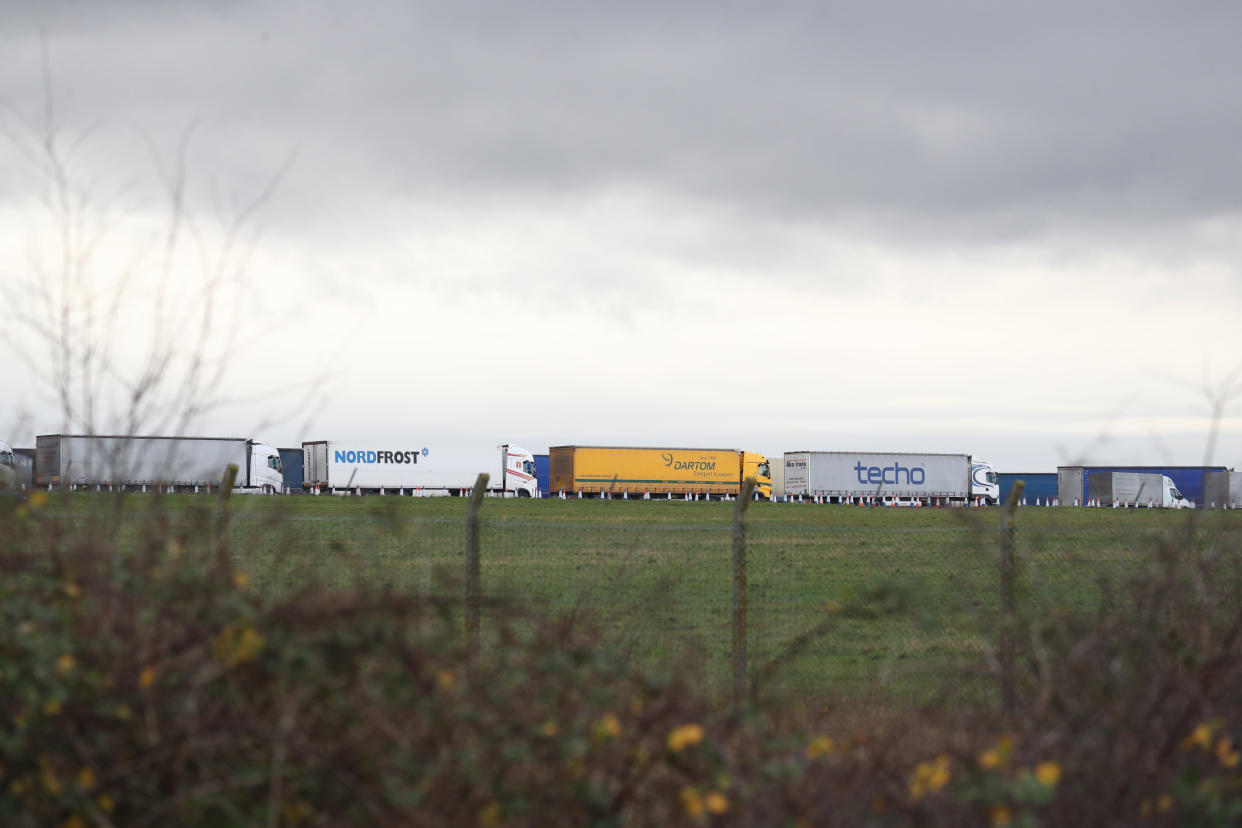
5;0;1242;252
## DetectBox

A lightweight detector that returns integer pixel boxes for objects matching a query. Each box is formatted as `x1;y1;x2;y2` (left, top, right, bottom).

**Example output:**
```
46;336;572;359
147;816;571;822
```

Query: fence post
733;476;757;712
216;464;238;563
999;480;1024;721
465;472;490;656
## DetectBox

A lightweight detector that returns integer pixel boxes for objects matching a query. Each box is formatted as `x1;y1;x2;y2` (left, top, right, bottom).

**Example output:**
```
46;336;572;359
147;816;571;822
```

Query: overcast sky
3;1;1241;471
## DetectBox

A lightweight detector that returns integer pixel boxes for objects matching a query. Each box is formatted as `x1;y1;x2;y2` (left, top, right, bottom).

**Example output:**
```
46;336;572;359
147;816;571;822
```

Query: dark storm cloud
6;0;1242;247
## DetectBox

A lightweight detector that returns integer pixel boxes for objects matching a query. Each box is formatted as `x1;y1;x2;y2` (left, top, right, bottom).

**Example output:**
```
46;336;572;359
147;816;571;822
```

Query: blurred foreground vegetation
4;491;1242;826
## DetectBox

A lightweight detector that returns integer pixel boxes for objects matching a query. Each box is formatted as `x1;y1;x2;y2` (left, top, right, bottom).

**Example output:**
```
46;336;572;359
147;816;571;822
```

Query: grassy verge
42;493;1242;705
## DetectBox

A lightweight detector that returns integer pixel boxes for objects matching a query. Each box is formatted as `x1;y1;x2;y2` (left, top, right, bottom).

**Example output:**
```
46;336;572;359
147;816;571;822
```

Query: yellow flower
1035;760;1062;788
39;757;61;794
1184;722;1216;751
1216;737;1240;768
979;748;1001;770
1157;794;1173;812
76;767;96;791
806;736;836;759
478;801;502;827
989;804;1013;827
139;666;157;689
680;787;704;816
667;723;705;752
436;670;455;690
30;491;49;508
43;699;62;716
97;794;116;813
908;754;952;800
213;624;265;666
63;581;81;599
541;721;559;737
233;571;250;589
57;653;76;674
598;712;621;738
63;815;86;828
705;791;729;815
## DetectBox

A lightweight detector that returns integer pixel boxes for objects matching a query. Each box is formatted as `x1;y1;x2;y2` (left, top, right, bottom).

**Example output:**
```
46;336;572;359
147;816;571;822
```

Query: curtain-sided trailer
301;441;538;497
548;446;773;500
33;434;284;493
783;451;992;505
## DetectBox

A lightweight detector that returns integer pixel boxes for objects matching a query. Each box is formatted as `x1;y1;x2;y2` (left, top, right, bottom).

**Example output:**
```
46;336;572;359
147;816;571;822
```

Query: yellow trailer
549;446;772;500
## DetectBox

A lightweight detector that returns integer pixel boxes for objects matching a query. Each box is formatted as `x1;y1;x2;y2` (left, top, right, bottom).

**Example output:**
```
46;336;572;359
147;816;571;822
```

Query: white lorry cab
1161;476;1194;509
972;459;1000;505
0;440;18;491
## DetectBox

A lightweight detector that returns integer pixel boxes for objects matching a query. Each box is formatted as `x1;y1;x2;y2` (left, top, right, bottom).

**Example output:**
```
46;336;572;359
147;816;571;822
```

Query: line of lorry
12;433;1004;505
10;433;1239;508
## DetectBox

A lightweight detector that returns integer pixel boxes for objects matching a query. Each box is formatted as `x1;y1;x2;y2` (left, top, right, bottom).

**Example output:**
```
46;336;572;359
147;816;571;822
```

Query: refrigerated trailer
302;441;538;496
34;434;284;492
549;446;773;500
783;451;996;504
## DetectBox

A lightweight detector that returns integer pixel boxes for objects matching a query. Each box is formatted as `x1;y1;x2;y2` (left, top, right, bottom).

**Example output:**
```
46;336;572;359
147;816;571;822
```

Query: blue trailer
534;453;550;496
278;447;304;494
999;472;1057;505
1058;465;1228;506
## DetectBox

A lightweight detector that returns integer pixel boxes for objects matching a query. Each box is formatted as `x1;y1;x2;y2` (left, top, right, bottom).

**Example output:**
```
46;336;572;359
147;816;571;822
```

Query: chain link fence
190;489;1239;708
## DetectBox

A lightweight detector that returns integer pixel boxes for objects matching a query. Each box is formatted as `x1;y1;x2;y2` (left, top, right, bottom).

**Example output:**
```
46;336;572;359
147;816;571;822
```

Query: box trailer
34;434;284;493
302;441;538;496
1204;471;1242;509
548;446;772;500
1087;471;1192;508
783;451;985;504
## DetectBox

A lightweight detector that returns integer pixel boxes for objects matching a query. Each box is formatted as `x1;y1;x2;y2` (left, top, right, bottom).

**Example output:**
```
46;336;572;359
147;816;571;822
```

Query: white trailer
1205;472;1242;509
34;434;284;493
783;451;993;505
302;441;538;497
767;454;786;500
1088;472;1193;508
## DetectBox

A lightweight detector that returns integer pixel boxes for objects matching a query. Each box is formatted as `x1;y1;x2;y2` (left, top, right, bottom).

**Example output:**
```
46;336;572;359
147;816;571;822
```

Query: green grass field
54;493;1242;705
